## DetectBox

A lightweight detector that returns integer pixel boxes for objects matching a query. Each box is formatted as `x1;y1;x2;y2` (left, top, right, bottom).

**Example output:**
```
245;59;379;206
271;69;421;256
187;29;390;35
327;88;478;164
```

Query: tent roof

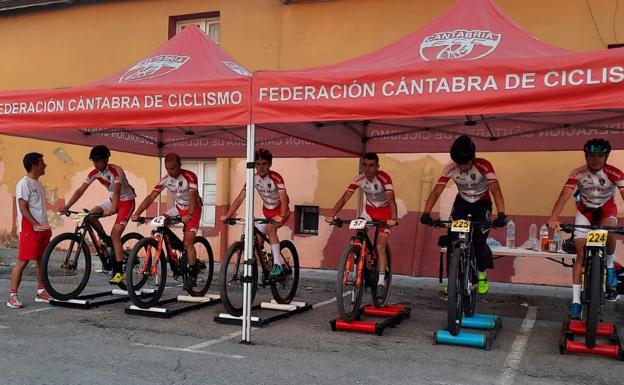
253;0;624;154
0;25;261;157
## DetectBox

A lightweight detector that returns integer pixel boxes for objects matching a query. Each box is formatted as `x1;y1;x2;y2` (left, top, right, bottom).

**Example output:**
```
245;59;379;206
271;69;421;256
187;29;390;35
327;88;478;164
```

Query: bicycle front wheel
219;241;258;316
371;244;392;308
336;244;364;322
41;232;91;301
447;247;464;336
585;249;602;349
186;236;215;297
126;237;167;309
121;232;145;291
270;240;300;304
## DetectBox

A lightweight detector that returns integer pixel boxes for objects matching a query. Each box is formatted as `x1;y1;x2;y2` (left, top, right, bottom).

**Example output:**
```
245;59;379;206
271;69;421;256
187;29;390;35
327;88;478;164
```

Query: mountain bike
428;216;501;336
331;218;393;322
560;223;624;348
40;209;143;300
219;218;300;317
125;215;214;309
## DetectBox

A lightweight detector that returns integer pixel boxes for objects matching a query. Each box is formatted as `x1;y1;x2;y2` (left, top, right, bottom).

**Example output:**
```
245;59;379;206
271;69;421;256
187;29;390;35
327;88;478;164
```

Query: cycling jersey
347;171;394;208
84;164;135;201
565;164;624;208
437;158;497;203
153;169;200;210
242;171;287;210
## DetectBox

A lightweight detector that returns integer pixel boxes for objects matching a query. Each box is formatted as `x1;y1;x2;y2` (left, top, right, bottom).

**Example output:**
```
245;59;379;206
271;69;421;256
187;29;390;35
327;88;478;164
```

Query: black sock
113;261;123;274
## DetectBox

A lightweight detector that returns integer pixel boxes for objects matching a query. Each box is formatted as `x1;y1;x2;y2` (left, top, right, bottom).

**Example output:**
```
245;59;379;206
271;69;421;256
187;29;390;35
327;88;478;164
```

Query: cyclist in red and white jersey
421;135;507;295
325;152;398;300
549;139;624;318
220;149;291;278
60;145;136;285
131;153;202;291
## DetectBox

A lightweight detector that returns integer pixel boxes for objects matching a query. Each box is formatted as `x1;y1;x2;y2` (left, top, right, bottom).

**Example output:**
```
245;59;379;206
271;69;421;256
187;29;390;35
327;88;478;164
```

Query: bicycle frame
140;219;186;278
63;212;107;268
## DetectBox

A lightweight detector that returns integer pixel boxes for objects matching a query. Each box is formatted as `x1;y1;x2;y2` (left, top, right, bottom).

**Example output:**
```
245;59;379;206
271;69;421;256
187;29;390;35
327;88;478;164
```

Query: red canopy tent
0;25;341;157
252;0;624;154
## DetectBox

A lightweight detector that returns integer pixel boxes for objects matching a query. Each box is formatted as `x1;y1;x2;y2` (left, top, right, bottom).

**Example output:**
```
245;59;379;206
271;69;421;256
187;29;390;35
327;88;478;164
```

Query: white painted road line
0;325;9;329
18;307;56;315
186;331;242;350
499;306;538;385
132;342;244;359
313;291;353;309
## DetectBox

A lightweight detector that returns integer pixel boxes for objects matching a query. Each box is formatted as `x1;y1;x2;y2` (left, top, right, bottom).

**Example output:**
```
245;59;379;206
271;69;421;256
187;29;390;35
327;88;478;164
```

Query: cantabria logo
222;61;251;77
420;29;501;61
119;55;190;82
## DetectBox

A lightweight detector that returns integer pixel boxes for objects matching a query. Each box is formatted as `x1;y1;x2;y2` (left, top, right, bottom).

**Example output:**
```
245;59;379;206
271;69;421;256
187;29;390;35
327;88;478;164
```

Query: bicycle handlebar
559;223;624;235
135;216;182;225
222;217;278;226
329;218;395;228
62;209;103;219
426;218;501;229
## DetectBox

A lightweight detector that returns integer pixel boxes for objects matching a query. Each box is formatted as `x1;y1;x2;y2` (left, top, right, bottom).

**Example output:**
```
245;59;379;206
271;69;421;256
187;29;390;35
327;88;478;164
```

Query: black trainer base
49;289;131;309
125;294;221;319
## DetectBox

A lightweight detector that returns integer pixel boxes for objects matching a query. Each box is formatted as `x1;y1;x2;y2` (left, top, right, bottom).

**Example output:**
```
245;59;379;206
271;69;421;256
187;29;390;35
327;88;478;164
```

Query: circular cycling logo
420;29;502;61
119;55;190;82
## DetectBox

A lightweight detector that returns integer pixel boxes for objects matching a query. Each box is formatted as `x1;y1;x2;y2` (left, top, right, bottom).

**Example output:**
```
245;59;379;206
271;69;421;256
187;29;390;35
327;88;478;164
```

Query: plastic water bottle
540;224;549;251
528;223;538;250
506;219;516;248
553;229;562;253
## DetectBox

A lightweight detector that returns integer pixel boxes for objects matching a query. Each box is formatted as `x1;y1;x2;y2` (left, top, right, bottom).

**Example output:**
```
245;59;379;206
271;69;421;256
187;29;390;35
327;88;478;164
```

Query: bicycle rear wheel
371;245;392;307
185;236;215;297
270;240;300;304
219;241;258;316
447;247;464;336
585;249;602;349
336;244;364;322
41;233;91;301
126;237;167;309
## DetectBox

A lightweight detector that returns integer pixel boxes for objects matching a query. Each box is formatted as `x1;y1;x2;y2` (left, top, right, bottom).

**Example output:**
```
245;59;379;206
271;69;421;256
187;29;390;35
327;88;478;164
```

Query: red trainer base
560;320;624;360
330;304;411;336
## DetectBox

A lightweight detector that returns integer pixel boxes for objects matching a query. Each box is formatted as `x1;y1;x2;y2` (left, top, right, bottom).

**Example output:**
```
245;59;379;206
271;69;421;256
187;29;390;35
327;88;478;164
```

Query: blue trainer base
461;313;499;330
434;330;489;349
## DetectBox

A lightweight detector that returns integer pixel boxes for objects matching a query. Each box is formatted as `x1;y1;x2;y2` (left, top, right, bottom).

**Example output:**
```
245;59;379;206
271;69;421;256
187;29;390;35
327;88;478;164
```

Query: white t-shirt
16;176;48;232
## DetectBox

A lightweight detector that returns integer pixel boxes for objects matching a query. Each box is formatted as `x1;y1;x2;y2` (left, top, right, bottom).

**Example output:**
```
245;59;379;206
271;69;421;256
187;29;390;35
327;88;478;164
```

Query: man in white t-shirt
7;153;52;309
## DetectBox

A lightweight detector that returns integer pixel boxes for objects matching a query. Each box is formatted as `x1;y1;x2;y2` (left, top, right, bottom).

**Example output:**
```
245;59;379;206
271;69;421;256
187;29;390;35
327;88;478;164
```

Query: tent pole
241;123;255;344
357;121;367;215
157;129;164;216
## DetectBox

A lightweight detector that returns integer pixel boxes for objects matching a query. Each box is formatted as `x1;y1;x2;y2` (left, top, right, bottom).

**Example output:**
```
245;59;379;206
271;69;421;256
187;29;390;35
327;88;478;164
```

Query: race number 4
586;230;608;247
451;219;471;233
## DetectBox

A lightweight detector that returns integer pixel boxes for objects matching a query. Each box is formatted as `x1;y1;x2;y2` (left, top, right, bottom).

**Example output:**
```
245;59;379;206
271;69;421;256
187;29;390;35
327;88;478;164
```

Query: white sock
572;284;581;304
37;288;45;295
271;244;283;265
607;254;616;269
378;272;385;285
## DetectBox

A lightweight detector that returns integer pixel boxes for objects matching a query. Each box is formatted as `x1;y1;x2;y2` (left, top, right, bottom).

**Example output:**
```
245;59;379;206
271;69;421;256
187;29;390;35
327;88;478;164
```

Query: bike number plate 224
451;220;471;233
586;229;608;247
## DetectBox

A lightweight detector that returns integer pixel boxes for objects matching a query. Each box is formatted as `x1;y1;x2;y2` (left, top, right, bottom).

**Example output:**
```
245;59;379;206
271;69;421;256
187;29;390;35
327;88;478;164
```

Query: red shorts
176;206;201;233
18;219;52;261
577;199;617;224
97;198;135;226
116;199;135;226
365;205;391;234
262;206;290;224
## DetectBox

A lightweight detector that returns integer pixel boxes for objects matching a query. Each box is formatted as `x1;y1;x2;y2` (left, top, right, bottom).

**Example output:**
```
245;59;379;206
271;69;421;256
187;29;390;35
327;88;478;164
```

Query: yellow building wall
0;0;622;283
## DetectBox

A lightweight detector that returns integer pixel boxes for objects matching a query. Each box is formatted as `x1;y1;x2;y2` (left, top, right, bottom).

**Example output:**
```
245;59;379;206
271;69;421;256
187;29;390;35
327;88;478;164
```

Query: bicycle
427;216;501;336
125;215;214;309
559;223;624;349
40;209;144;301
331;218;393;322
219;218;300;317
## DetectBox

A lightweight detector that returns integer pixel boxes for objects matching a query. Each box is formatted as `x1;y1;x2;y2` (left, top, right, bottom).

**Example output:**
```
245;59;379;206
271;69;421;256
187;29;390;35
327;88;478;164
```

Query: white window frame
176;17;220;44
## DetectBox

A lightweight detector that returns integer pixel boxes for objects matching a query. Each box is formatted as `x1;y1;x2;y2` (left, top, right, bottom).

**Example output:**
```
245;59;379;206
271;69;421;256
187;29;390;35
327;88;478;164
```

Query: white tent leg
241;123;255;344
